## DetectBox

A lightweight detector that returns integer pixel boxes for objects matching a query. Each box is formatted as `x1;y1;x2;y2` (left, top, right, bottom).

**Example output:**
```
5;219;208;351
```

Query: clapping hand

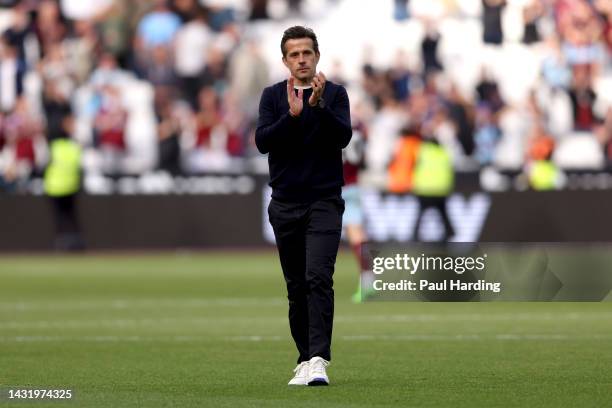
287;77;303;117
308;72;326;107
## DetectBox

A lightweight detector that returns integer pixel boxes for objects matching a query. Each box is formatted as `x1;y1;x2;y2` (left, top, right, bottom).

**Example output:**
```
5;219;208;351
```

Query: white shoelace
294;362;309;376
309;358;329;376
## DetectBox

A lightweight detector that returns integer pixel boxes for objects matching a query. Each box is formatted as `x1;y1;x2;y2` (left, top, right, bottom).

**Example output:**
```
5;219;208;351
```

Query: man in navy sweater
255;26;352;386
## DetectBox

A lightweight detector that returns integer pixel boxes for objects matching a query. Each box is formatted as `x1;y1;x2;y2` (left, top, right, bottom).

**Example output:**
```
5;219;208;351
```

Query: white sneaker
307;356;330;386
288;361;310;385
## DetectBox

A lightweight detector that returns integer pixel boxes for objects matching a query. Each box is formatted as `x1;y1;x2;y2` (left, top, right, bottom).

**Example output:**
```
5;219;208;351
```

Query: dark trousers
268;195;344;363
413;195;455;242
50;194;84;250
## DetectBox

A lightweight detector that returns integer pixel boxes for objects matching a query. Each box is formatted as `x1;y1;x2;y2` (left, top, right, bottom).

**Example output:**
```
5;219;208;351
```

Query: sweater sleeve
255;86;299;154
316;85;352;149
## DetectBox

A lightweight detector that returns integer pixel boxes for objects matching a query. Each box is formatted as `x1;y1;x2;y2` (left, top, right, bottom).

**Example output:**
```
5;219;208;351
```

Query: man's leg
268;199;310;363
413;196;432;242
305;196;344;361
433;196;455;241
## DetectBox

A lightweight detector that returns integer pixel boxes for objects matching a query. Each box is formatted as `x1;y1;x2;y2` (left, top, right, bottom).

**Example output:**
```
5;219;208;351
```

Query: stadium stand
0;0;611;193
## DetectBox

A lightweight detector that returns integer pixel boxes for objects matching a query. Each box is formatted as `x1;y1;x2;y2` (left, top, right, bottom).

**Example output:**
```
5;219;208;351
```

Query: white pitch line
0;316;285;329
0;298;285;311
2;312;612;329
336;312;612;323
0;334;611;343
227;334;612;342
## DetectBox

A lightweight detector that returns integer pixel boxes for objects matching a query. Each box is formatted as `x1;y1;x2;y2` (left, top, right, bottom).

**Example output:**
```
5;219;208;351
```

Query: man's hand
309;72;326;107
287;77;303;117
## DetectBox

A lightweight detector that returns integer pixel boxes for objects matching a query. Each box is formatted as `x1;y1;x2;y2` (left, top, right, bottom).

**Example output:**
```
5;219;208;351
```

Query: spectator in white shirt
174;6;213;108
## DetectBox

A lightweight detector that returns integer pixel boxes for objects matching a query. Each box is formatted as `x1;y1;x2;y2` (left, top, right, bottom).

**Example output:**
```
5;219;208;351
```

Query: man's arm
255;86;299;154
316;86;352;149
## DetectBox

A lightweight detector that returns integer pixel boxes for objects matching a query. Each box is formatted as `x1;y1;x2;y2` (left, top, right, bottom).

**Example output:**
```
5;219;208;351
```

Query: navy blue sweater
255;80;352;202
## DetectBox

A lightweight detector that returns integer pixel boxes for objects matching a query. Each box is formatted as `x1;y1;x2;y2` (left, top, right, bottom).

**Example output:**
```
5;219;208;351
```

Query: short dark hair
280;26;319;57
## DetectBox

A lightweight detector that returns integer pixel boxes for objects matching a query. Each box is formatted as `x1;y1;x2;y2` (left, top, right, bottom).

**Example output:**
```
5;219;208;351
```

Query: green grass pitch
0;251;611;407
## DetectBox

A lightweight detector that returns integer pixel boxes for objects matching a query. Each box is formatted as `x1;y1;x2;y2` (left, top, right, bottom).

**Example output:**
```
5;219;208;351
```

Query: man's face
282;38;319;83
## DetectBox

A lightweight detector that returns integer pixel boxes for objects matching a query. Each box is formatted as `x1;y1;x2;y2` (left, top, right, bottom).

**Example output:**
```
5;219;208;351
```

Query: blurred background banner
1;0;612;249
2;177;612;250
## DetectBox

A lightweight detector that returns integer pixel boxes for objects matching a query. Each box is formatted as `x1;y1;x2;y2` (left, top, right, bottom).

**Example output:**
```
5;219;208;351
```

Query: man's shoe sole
308;378;329;386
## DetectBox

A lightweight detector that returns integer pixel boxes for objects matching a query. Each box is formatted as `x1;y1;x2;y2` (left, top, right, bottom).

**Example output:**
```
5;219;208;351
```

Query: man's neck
294;77;313;87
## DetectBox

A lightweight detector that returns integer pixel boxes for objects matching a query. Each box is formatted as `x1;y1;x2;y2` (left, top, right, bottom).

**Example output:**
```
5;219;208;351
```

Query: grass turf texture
0;251;610;408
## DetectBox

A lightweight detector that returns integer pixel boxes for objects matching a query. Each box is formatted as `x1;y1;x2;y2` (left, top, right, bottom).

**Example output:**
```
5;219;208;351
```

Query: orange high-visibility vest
388;136;421;193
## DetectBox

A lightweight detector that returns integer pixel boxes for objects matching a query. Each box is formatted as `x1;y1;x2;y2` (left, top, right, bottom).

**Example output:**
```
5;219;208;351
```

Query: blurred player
342;121;375;302
255;26;352;386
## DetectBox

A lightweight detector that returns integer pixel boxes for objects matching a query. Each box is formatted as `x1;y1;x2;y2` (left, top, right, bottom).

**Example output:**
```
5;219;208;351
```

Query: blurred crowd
0;0;611;193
